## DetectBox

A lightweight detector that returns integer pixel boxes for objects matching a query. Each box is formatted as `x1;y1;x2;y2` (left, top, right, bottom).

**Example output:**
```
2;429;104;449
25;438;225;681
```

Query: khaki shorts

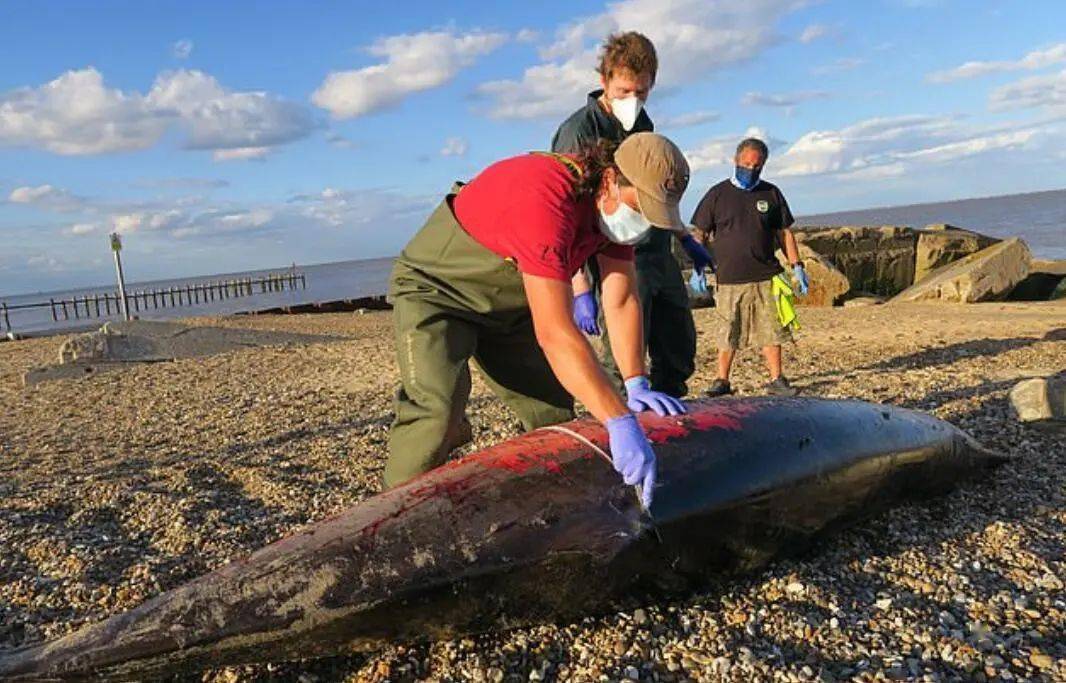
715;279;793;350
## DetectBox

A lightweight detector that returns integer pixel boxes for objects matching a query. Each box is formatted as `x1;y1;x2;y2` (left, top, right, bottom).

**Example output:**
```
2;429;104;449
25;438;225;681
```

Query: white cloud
989;69;1066;111
16;179;432;248
685;127;783;173
892;129;1037;163
172;39;194;60
440;136;468;156
479;60;594;120
312;30;507;119
928;42;1066;83
0;67;316;157
26;254;64;271
657;110;720;129
147;70;317;152
799;24;831;44
7;184;85;211
213;146;270;162
0;69;168;154
684;114;1061;182
68;222;99;235
742;90;829;107
771;114;1050;178
516;29;540;44
110;212;145;234
289;187;435;229
9;185;58;203
478;0;806;120
7;184;442;291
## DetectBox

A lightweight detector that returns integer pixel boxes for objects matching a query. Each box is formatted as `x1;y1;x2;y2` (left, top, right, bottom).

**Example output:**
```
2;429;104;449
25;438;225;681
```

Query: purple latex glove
572;292;601;336
793;264;810;295
680;233;715;274
624;375;686;417
605;413;657;508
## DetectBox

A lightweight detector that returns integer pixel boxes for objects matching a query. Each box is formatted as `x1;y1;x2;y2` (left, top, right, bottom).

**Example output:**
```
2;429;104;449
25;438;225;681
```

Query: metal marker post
110;233;131;321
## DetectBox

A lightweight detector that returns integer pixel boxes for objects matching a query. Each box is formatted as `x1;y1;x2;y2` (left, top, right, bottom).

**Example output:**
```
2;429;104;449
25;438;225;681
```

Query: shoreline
1;301;1064;681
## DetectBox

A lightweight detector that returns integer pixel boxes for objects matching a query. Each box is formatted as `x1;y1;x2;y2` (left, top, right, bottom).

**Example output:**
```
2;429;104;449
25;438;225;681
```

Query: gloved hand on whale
606;413;657;509
605;375;686;508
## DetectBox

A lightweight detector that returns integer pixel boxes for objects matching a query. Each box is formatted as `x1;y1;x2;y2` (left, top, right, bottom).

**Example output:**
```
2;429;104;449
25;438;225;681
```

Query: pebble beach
1;301;1063;682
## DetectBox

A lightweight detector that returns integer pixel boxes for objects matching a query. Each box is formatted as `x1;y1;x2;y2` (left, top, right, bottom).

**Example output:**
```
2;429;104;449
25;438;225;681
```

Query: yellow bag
772;274;800;331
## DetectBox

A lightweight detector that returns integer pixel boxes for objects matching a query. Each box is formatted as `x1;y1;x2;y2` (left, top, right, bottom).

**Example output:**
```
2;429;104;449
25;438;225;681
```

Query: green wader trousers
384;188;575;488
588;229;696;397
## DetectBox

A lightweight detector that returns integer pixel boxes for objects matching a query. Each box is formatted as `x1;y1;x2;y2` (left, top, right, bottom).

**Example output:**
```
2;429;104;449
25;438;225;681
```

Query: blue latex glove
680;234;715;274
792;264;810;296
624;375;686;417
605;413;657;508
572;292;600;336
689;269;709;296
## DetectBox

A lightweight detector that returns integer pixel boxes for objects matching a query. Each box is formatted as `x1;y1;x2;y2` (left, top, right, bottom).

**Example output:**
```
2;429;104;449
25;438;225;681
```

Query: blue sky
2;0;1064;294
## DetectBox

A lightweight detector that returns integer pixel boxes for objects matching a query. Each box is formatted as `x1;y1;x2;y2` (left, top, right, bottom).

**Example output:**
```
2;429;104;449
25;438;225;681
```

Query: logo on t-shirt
756;200;770;213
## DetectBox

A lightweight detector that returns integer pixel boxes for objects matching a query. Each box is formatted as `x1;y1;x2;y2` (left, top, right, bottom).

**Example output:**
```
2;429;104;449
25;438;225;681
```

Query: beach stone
914;226;999;283
843;295;885;307
793;225;917;296
1008;259;1066;301
1029;651;1053;669
893;238;1032;303
1009;376;1066;431
776;244;851;307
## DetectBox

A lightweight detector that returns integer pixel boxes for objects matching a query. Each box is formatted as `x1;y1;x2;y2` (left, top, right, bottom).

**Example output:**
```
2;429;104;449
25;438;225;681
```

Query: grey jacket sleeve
551;113;596;154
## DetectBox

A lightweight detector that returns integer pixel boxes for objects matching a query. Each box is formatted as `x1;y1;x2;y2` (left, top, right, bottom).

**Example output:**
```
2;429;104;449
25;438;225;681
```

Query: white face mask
598;182;653;245
609;95;644;131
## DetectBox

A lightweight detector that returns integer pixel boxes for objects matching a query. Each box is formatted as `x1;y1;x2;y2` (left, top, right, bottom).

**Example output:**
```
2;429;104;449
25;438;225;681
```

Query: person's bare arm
523;273;629;421
780;227;801;265
571;270;591;296
597;253;645;382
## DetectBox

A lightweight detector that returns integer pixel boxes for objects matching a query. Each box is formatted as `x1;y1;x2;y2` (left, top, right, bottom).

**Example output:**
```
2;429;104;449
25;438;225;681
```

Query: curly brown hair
572;138;630;197
597;32;658;84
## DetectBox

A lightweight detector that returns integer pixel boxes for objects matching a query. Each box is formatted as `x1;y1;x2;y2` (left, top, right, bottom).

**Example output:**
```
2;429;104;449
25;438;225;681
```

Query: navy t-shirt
690;179;795;285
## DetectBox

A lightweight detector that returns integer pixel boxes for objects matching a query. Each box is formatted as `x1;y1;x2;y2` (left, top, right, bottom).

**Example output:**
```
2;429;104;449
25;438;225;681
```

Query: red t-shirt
452;153;634;281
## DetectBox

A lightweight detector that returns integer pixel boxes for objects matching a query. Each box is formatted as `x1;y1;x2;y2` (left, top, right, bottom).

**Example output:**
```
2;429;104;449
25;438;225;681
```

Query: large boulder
1010;375;1066;432
792;226;918;296
893;238;1032;303
775;243;851;307
1008;259;1066;301
914;225;999;283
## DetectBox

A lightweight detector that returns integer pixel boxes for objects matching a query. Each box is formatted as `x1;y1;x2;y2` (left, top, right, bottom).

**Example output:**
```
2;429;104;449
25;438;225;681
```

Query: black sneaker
704;379;733;397
766;376;799;397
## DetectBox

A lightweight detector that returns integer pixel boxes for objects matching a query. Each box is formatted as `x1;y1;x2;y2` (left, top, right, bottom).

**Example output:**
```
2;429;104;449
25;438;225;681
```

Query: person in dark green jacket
552;32;713;398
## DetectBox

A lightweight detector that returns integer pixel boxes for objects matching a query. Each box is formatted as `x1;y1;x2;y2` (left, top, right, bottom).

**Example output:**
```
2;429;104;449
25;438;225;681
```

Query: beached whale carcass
0;397;1002;681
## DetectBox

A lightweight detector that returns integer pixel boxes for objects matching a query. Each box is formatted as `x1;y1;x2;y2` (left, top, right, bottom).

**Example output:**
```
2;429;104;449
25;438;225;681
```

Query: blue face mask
734;166;761;190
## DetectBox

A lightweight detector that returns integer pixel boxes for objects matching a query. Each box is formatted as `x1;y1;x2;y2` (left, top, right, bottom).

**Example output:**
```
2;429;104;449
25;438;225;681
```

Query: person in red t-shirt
384;133;691;508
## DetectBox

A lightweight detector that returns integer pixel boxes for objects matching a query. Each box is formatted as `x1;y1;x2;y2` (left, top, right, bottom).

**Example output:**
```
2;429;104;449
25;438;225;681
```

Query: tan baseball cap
615;132;690;230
